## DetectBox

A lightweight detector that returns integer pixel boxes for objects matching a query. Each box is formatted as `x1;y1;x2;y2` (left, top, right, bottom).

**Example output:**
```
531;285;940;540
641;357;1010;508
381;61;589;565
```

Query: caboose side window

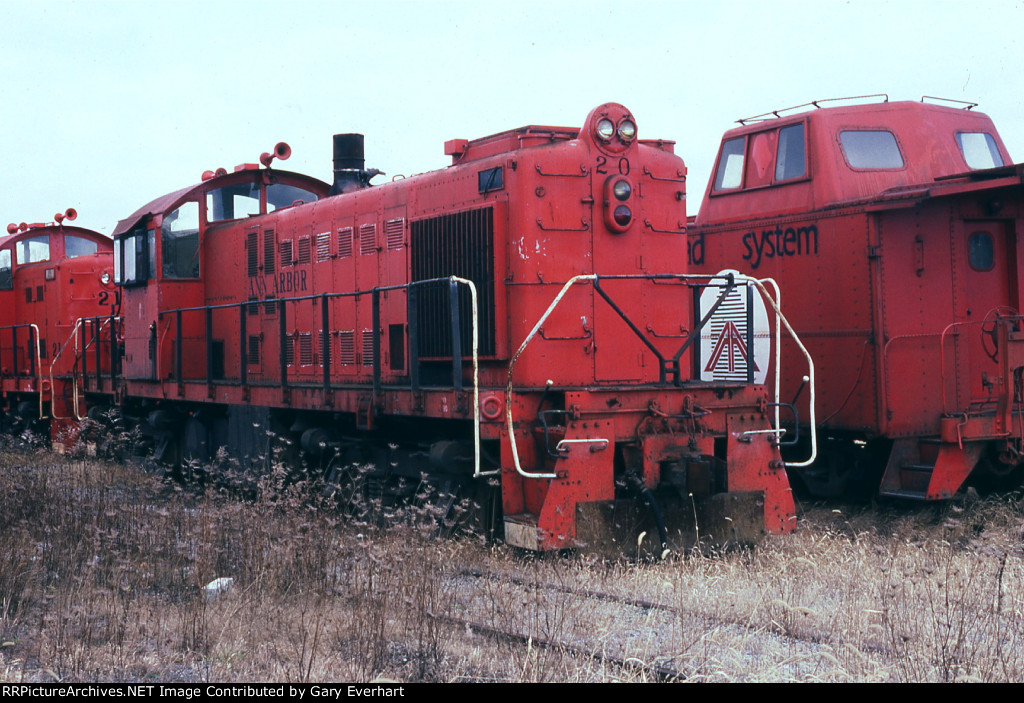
839;130;904;169
957;132;1004;170
161;201;200;279
713;137;745;191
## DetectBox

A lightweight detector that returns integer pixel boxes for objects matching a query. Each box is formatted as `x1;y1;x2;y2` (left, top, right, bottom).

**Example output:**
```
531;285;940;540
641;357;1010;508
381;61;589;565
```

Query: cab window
65;235;99;259
0;249;12;290
957;132;1004;170
115;226;151;286
207;182;261;222
839;130;904;169
16;235;50;264
267;183;319;212
162;201;200;279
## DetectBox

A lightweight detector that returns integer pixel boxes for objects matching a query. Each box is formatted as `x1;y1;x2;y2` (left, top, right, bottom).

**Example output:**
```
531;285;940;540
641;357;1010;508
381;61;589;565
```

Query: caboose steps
879;437;983;500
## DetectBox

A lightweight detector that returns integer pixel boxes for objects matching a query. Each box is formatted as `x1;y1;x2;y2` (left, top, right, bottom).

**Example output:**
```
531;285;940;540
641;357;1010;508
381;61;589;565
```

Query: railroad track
442;567;904;681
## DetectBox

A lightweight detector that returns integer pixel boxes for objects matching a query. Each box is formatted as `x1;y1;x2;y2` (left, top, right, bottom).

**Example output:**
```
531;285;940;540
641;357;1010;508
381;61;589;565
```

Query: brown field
1;442;1022;683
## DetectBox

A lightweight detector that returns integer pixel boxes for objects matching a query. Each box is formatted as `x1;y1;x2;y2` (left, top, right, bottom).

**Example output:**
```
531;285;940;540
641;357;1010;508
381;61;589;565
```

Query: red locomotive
0;212;116;446
100;102;808;551
690;95;1024;499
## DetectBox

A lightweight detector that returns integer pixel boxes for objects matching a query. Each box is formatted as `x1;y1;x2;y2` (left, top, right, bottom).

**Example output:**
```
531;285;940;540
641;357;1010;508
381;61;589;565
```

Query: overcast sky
2;0;1022;234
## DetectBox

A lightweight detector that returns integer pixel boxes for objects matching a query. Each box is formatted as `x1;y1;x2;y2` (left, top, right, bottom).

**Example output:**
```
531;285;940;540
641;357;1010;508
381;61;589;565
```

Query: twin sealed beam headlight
594;117;637;144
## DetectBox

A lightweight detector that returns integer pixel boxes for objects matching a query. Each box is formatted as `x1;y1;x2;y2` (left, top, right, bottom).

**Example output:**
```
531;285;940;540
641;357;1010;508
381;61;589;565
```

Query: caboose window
839;130;904;169
65;235;99;259
161;201;200;279
775;124;806;181
956;132;1004;170
16;235;50;264
969;232;995;271
713;137;745;191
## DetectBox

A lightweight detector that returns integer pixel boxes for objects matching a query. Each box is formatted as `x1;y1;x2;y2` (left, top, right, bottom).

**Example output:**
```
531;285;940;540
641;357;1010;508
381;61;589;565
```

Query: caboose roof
696;99;1018;225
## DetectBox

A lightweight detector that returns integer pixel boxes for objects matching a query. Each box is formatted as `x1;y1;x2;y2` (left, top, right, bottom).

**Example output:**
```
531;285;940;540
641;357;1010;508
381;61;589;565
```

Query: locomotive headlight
612;179;631;201
596;118;615;141
617;119;637;141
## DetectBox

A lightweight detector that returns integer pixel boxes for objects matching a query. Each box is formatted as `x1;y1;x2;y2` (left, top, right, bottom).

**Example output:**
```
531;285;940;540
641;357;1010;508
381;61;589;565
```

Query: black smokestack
331;133;371;195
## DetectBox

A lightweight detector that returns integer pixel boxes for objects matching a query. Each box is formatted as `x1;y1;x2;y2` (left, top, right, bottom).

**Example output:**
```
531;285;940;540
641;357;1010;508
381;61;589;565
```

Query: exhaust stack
330;133;382;195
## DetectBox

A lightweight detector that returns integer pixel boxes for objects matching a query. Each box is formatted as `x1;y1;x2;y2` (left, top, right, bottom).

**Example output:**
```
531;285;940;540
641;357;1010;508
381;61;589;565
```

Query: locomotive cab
692;96;1024;499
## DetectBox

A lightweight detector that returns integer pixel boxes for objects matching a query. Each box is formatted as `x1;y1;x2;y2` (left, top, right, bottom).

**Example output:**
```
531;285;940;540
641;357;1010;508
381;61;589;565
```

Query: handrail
158;276;488;478
743;275;817;468
505;273;817;480
0;323;44;419
49;319;84;420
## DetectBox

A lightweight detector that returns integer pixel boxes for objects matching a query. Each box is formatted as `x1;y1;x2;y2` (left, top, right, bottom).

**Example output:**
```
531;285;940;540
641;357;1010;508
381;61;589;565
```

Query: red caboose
112;103;806;551
691;96;1024;499
0;212;116;445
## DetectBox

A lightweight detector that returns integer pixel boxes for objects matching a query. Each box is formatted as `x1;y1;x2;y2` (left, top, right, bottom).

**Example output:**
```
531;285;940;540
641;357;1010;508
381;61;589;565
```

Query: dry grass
1;443;1022;683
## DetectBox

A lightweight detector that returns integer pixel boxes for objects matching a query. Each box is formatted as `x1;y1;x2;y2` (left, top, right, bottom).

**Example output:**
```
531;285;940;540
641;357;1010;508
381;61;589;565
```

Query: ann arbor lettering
741;224;819;269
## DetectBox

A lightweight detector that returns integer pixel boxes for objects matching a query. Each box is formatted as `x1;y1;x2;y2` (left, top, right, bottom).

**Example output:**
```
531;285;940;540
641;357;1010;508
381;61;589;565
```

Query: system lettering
741;224;818;269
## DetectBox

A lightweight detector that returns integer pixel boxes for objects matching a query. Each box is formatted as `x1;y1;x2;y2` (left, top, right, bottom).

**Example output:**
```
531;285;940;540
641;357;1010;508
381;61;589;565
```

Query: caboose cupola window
839;130;904;169
713;137;746;191
956;132;1004;170
775;124;807;181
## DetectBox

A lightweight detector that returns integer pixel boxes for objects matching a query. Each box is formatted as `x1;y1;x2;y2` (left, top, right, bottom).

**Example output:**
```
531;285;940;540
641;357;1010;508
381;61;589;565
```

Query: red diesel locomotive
0;212;116;445
99;102;808;551
690;95;1024;500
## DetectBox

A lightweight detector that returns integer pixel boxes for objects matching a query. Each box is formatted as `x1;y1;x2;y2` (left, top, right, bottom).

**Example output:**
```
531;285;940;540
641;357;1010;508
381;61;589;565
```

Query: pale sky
2;0;1022;234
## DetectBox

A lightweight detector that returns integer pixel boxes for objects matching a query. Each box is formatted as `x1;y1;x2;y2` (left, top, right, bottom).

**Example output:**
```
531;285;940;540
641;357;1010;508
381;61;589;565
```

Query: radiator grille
410;207;495;357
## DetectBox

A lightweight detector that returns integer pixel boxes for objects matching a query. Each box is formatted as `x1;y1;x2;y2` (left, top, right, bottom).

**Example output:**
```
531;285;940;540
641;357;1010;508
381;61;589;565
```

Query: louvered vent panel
247;335;260;364
338;227;353;258
362;330;375;367
246;232;258;277
385;218;405;250
297;237;312;265
359;224;377;256
263;230;276;274
299;333;313;366
316;232;331;261
338;331;355;366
